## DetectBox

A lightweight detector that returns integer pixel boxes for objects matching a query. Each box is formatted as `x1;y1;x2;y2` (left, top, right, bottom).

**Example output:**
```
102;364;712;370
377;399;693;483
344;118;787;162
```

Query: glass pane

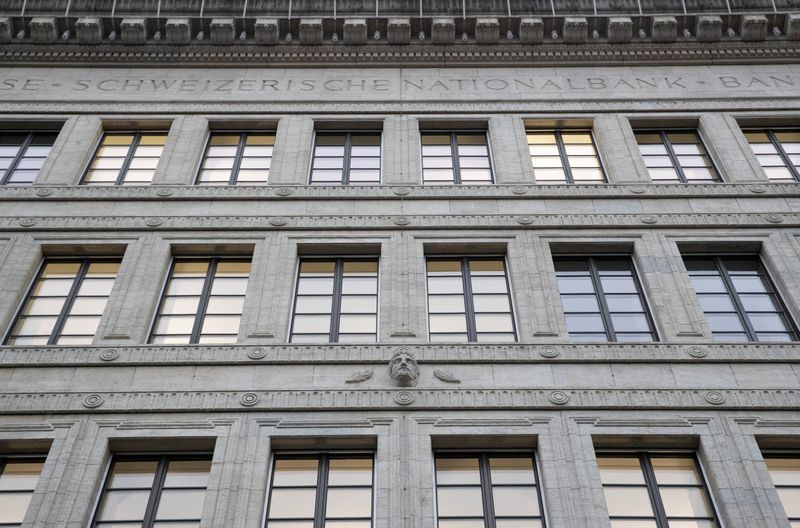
155;489;207;520
0;462;43;491
495;521;543;528
598;457;646;484
778;488;800;517
609;522;657;528
325;488;372;518
325;522;372;528
439;521;486;528
328;458;373;486
652;458;701;485
163;460;211;487
489;457;535;485
437;487;484;517
273;459;319;487
269;488;318;519
0;492;32;523
603;487;654;517
97;490;151;521
659;487;713;517
436;458;481;485
765;458;800;485
108;461;158;488
492;487;540;516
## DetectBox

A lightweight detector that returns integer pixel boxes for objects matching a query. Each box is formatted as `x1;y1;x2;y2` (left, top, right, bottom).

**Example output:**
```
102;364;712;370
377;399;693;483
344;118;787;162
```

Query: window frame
3;257;121;346
743;127;800;182
420;130;495;185
0;130;59;185
526;128;607;185
309;131;383;185
90;452;213;528
761;450;800;524
633;128;722;183
195;130;275;186
425;255;518;343
433;450;547;528
81;130;167;186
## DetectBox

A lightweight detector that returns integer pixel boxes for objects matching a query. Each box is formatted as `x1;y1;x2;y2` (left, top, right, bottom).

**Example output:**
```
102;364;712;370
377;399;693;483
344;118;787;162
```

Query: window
0;457;45;527
150;258;251;344
634;130;720;183
310;132;381;185
0;131;57;185
5;259;120;346
197;132;274;185
421;132;493;185
92;455;211;528
434;453;545;528
289;258;378;343
527;130;605;184
83;132;167;185
763;454;800;526
554;256;656;342
683;256;798;342
266;453;374;528
426;257;516;343
597;452;718;528
744;129;800;182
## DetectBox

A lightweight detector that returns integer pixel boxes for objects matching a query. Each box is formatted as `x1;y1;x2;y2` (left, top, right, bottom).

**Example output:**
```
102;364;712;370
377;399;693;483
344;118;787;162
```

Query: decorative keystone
121;18;147;44
563;17;588;43
344;19;367;45
0;17;11;43
76;18;103;44
30;17;58;43
740;15;768;41
210;18;235;44
651;16;678;42
299;19;323;45
475;18;500;44
255;18;279;44
785;13;800;41
166;18;191;44
432;18;455;44
520;18;544;43
696;16;723;42
608;17;633;43
387;18;411;44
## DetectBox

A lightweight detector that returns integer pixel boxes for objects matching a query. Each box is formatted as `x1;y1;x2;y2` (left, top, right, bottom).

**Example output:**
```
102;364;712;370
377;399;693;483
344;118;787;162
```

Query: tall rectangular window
92;455;211;528
435;453;546;528
527;130;605;184
426;257;516;343
597;452;718;528
310;132;381;185
289;258;378;343
554;256;656;342
0;457;45;527
5;259;120;346
266;454;374;528
151;258;251;344
83;132;167;186
197;132;274;185
683;256;798;342
421;132;493;185
744;129;800;182
0;132;57;185
634;130;720;183
763;454;800;526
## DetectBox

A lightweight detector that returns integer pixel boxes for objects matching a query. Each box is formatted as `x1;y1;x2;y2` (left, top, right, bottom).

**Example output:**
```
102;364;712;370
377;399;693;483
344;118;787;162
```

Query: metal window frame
3;257;121;346
744;128;800;182
761;450;800;523
81;130;165;186
526;129;607;185
425;255;518;343
433;451;546;528
90;453;213;528
0;131;57;185
634;128;722;183
596;451;719;528
196;130;275;185
309;131;383;185
265;452;375;528
421;130;494;185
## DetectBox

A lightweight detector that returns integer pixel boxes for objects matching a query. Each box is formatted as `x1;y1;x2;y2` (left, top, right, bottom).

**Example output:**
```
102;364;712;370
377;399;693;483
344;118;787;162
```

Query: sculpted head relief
389;348;419;387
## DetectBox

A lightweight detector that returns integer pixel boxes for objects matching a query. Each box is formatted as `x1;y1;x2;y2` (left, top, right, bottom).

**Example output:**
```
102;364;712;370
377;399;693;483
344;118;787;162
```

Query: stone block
210;18;235;44
166;18;191;44
696;15;723;42
299;19;323;45
786;13;800;40
608;17;633;43
740;15;768;41
255;18;279;44
651;16;677;42
519;18;544;44
30;17;57;44
563;17;588;43
76;18;103;44
475;18;499;44
387;18;410;44
121;18;147;44
344;19;367;45
0;17;12;43
432;18;454;45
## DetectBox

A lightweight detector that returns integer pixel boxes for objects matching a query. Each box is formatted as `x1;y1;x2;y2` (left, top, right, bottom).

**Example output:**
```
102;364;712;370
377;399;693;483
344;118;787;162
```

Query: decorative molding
99;348;120;362
239;392;260;406
247;347;267;360
423;417;551;427
345;370;374;384
394;391;415;406
705;391;726;405
687;346;708;358
82;394;104;408
548;391;571;405
574;417;700;427
433;369;461;384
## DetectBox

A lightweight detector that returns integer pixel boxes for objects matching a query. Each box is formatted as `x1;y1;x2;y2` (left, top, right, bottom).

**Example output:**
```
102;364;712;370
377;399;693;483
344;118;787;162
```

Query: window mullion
230;132;247;185
479;454;496;528
768;130;800;182
117;133;141;185
315;455;330;528
451;133;462;184
554;131;574;184
343;133;352;185
717;257;759;341
330;259;344;342
588;258;615;341
461;258;478;342
641;455;669;528
2;132;34;184
142;456;170;528
190;259;217;344
661;131;687;183
48;259;89;345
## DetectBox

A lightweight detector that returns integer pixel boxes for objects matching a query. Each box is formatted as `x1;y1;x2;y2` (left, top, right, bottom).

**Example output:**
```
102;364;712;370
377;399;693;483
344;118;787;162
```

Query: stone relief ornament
389;347;419;387
240;392;260;406
548;391;570;405
35;187;54;196
539;346;559;358
687;345;708;358
247;347;267;360
704;391;725;405
100;348;119;361
433;369;461;384
274;187;294;196
18;218;37;227
269;216;288;226
346;370;373;384
83;394;104;408
394;391;415;405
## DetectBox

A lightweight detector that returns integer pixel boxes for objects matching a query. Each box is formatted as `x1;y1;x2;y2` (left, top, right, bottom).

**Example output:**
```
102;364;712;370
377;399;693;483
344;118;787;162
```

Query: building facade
1;1;800;527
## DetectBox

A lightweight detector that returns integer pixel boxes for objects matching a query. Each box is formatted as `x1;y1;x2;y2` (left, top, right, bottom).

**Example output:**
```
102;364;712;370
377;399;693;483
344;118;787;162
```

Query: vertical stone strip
489;115;532;184
155;115;208;185
35;115;102;185
593;114;650;184
270;116;314;184
699;114;766;183
384;115;421;185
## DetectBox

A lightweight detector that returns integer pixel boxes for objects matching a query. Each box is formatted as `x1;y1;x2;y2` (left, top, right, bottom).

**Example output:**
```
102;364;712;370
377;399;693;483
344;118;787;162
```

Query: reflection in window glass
554;256;656;343
527;130;605;184
597;453;718;528
92;455;211;528
683;256;797;342
290;258;378;343
266;454;374;528
764;455;800;524
5;259;120;346
83;132;167;186
435;454;544;528
744;129;800;182
151;258;251;345
0;132;58;186
634;130;720;183
426;257;516;343
310;132;381;185
0;457;45;528
197;132;274;185
422;132;493;185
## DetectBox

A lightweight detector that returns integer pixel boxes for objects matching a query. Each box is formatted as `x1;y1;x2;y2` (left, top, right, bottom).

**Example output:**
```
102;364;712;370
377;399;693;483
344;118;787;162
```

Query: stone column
489;115;533;184
0;234;42;333
593;114;650;184
240;233;286;343
270;115;314;185
699;114;765;183
34;115;102;185
384;115;421;185
154;115;208;185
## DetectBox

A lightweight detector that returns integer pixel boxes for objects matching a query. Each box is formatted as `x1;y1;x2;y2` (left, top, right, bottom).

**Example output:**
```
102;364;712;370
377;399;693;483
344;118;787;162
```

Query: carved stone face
389;350;419;386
